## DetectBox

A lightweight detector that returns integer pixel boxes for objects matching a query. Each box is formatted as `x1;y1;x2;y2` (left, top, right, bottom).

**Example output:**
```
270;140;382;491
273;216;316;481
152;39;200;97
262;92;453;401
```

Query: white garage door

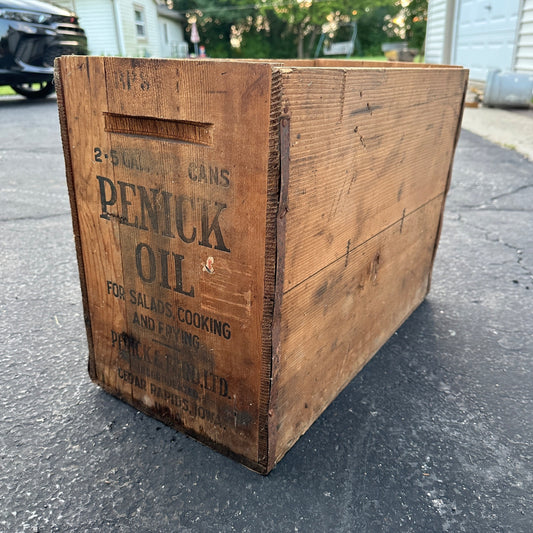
453;0;521;81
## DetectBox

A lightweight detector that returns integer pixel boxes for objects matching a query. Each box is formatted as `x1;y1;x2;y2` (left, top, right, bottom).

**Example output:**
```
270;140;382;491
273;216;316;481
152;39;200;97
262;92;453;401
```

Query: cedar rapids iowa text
96;170;230;301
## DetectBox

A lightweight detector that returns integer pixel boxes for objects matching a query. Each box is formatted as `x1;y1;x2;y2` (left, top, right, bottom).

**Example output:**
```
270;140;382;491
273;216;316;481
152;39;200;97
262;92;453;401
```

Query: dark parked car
0;0;87;98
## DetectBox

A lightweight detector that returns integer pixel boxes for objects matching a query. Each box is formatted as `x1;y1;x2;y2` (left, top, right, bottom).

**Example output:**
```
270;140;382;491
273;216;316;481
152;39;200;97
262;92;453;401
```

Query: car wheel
10;81;55;99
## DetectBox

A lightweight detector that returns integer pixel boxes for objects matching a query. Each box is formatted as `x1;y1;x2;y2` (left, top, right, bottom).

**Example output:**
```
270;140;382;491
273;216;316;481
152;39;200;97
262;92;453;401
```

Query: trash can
484;69;533;108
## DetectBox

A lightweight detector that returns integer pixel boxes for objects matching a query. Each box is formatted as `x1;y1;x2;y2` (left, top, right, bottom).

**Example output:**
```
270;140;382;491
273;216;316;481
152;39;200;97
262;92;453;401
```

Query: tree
263;0;396;59
383;0;428;51
239;10;294;58
357;4;399;56
262;0;342;59
174;0;427;59
174;0;257;57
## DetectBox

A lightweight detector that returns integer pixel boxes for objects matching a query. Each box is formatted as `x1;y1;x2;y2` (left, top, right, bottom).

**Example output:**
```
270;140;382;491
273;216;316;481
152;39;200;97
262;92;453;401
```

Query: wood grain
278;66;468;291
271;197;444;463
267;64;467;469
57;57;276;467
57;57;127;392
57;57;467;473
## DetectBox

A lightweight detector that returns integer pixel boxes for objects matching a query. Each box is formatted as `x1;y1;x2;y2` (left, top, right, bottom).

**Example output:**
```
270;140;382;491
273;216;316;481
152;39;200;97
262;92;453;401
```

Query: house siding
49;0;184;57
159;17;185;57
452;0;521;80
53;0;121;55
515;0;533;72
425;0;448;64
426;0;532;80
120;0;160;57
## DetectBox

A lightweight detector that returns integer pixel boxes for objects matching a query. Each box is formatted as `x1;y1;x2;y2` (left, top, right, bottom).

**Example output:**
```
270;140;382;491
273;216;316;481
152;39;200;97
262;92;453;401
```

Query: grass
0;84;56;96
0;85;16;96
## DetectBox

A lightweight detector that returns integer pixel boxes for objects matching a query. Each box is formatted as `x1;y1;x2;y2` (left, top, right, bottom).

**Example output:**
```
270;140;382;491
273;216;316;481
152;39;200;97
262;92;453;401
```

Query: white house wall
119;0;160;57
515;0;533;72
52;0;121;55
425;0;533;80
50;0;184;57
159;17;185;57
425;0;448;64
452;0;521;81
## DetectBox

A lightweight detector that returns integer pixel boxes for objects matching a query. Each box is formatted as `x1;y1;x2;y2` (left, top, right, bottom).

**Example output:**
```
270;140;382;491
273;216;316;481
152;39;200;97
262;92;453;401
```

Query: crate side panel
57;57;129;392
58;57;274;466
272;196;443;464
315;59;463;69
280;67;468;291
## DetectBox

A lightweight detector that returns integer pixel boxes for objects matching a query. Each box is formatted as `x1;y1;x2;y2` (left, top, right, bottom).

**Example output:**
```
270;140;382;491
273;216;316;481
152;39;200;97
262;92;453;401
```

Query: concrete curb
461;106;533;160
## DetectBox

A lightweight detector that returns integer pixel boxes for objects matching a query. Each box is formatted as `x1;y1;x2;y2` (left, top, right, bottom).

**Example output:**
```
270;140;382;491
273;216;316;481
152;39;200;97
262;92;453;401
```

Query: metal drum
484;70;533;108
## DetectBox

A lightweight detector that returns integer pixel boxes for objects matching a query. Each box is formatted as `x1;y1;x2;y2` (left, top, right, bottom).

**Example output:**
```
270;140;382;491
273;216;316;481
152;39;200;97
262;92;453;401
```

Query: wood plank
279;66;468;291
271;196;444;463
208;59;463;69
57;57;276;468
314;59;463;69
56;57;127;393
57;57;467;473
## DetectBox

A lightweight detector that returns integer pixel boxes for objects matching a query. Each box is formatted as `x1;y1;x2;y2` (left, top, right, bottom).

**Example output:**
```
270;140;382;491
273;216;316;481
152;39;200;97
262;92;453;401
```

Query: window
134;7;145;38
163;22;168;45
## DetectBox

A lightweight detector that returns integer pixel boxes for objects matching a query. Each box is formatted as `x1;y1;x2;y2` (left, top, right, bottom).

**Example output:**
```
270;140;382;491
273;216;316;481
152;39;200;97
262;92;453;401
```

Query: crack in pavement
454;206;532;213
0;212;71;223
490;184;533;202
0;147;60;155
454;215;533;281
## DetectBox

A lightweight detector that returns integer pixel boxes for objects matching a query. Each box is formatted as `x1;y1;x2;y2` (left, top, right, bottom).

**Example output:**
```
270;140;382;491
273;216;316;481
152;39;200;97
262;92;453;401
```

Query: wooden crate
55;57;467;474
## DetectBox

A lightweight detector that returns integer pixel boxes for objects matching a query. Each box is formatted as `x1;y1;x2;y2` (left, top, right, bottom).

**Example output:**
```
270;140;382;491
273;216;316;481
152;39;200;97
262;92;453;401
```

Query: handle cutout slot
104;113;213;146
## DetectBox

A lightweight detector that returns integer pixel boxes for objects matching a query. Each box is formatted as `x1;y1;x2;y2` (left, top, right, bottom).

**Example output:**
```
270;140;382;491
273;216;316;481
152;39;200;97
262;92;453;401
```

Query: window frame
134;6;146;40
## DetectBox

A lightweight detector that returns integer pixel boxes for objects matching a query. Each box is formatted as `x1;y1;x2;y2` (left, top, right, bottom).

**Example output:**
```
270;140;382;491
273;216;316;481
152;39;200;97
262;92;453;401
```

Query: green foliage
175;0;253;57
173;0;427;59
262;0;340;57
356;4;399;56
383;0;428;51
239;11;294;58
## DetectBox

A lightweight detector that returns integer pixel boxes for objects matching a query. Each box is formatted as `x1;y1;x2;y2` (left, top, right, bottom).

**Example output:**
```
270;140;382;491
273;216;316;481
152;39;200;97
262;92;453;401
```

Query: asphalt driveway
1;94;532;532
